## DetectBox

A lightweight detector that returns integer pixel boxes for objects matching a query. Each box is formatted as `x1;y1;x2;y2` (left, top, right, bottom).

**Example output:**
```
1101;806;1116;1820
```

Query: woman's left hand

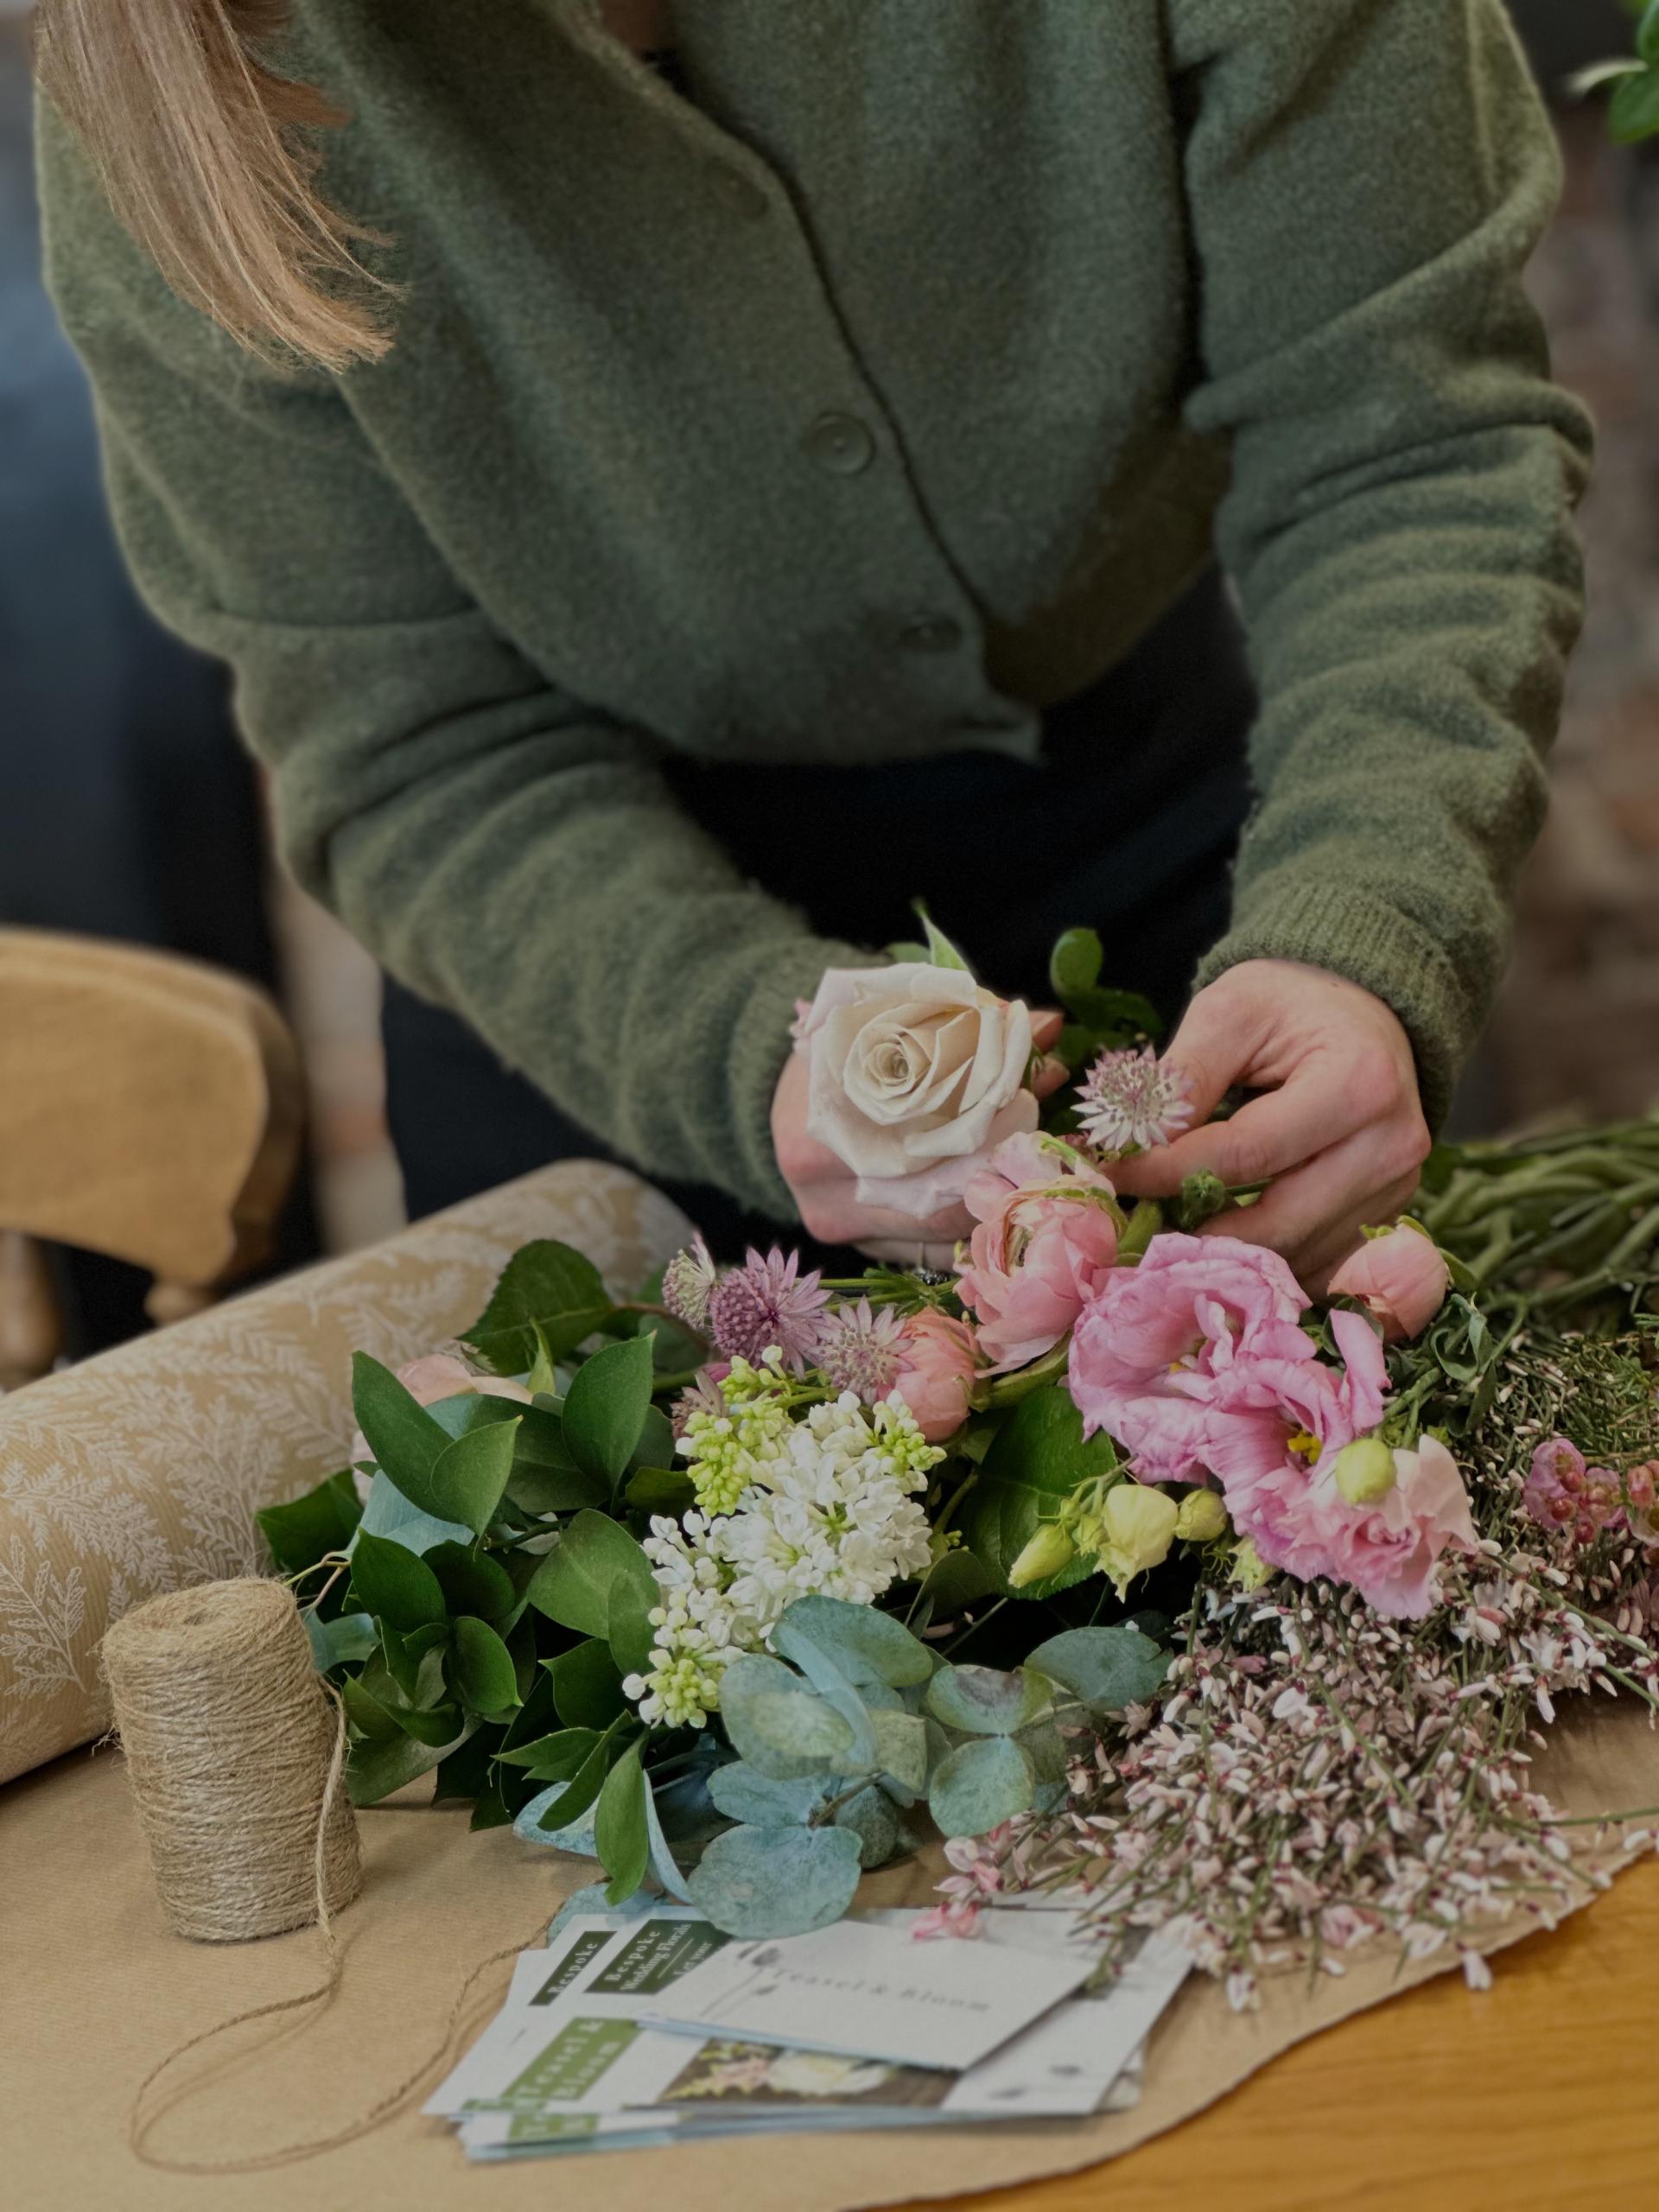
1111;959;1432;1294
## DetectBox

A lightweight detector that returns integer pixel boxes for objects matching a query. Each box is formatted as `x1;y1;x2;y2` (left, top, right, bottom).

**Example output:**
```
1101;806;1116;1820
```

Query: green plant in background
1581;0;1659;140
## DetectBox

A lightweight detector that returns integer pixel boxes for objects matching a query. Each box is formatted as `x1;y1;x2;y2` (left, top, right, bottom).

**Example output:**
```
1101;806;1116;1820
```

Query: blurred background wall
0;3;1655;1348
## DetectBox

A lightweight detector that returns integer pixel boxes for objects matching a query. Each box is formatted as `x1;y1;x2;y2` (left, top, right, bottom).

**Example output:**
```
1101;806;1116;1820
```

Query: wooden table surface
898;1853;1659;2212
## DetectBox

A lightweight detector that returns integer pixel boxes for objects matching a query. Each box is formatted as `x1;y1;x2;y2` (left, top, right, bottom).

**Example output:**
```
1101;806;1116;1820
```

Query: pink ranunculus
1067;1233;1314;1481
1250;1435;1477;1619
954;1133;1121;1372
1327;1224;1451;1343
893;1309;980;1444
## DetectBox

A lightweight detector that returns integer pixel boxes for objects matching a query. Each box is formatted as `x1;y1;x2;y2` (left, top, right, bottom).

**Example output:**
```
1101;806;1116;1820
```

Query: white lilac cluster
620;1365;942;1730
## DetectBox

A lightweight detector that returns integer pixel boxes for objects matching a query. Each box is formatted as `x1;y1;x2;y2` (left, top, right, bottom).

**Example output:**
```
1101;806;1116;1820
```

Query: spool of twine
103;1577;361;1942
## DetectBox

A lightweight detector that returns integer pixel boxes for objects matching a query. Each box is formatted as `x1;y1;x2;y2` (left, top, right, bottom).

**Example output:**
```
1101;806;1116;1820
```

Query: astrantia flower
662;1234;720;1333
671;1362;731;1440
815;1299;907;1402
707;1245;830;1372
1075;1046;1193;1157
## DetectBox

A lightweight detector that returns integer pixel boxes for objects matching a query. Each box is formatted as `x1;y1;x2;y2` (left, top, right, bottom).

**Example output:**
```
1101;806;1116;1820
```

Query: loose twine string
102;1578;544;2175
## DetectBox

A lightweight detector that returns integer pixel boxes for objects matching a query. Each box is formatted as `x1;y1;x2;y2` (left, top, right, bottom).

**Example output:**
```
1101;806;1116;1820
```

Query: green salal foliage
259;1239;1172;1938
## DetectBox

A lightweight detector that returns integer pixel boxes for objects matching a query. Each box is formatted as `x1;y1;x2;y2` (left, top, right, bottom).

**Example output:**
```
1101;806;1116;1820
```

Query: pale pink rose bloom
1246;1435;1477;1619
955;1132;1120;1372
797;963;1037;1218
1327;1224;1451;1342
348;1352;532;1488
893;1309;980;1443
1068;1233;1313;1480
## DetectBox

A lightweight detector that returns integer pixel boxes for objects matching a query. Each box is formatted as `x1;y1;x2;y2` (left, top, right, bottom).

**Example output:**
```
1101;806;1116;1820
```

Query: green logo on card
502;2017;639;2108
589;1919;728;1997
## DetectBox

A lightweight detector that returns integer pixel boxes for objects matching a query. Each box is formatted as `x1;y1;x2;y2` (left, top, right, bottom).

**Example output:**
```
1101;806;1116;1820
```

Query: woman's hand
1112;960;1432;1293
773;1009;1066;1268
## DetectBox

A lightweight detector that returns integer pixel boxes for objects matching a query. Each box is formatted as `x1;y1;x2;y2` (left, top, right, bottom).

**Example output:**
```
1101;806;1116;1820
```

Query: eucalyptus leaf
450;1615;520;1717
424;1542;515;1624
707;1763;836;1827
303;1609;378;1671
762;1631;879;1774
463;1239;618;1374
925;1662;1052;1737
349;1529;447;1632
685;1823;864;1938
641;1773;694;1902
870;1708;929;1796
594;1741;651;1905
929;1734;1035;1839
719;1655;859;1780
772;1596;934;1689
550;1638;629;1731
257;1470;360;1574
353;1471;471;1557
833;1784;903;1870
563;1337;655;1490
525;1510;657;1640
1026;1625;1169;1713
963;1386;1117;1598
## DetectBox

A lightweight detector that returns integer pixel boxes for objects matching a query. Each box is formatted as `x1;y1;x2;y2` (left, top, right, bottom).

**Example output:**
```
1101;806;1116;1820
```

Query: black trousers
384;569;1257;1258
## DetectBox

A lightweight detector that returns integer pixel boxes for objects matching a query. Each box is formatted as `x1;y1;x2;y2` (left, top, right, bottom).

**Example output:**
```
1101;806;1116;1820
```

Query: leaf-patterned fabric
0;1162;690;1784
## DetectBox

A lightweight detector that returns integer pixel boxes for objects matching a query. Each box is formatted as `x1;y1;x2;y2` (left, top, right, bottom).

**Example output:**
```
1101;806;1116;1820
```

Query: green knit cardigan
38;0;1592;1215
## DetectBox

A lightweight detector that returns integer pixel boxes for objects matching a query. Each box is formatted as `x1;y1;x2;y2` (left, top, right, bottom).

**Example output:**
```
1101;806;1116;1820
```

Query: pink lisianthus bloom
347;1352;532;1494
955;1133;1121;1372
1200;1307;1390;1511
1068;1233;1313;1481
1246;1435;1478;1619
893;1309;980;1443
1327;1223;1451;1342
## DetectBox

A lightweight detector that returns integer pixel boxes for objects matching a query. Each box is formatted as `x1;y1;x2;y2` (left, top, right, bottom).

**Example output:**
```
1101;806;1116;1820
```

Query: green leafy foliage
424;1541;515;1624
463;1240;617;1374
1027;1625;1170;1713
548;1638;629;1730
350;1354;450;1503
257;1470;360;1573
930;1734;1035;1838
423;1420;521;1535
963;1385;1117;1598
450;1616;520;1717
594;1741;651;1905
348;1529;446;1632
925;1662;1052;1736
524;1511;657;1643
562;1336;655;1491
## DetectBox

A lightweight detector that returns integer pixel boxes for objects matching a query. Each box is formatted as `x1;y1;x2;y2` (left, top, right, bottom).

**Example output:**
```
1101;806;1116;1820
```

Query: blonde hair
35;0;392;371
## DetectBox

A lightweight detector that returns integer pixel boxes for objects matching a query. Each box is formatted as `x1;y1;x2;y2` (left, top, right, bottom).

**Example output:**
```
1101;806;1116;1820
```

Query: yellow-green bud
1093;1483;1179;1597
1334;1437;1397;1507
1230;1536;1273;1592
1174;1487;1230;1543
1009;1522;1078;1590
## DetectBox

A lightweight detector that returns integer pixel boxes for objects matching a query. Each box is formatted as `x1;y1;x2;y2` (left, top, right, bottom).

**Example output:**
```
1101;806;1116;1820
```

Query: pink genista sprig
706;1245;830;1373
1075;1046;1194;1157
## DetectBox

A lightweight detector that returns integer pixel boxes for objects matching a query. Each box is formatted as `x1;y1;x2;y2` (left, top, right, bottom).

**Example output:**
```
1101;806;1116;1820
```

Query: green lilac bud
1334;1437;1397;1507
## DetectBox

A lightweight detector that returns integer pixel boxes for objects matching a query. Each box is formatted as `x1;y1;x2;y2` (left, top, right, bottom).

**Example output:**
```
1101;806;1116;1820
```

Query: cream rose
797;963;1038;1218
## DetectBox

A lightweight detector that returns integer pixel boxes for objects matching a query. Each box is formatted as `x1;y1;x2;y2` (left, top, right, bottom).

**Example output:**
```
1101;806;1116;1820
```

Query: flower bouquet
264;923;1659;1985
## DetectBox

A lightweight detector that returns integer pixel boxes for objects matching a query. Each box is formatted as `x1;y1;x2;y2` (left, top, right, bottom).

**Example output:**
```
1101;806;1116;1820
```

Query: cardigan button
709;163;769;220
804;412;877;475
899;614;963;655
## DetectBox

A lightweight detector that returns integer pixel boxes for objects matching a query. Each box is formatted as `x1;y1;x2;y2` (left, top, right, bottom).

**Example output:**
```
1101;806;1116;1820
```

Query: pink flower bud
1326;1222;1451;1343
893;1309;981;1444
